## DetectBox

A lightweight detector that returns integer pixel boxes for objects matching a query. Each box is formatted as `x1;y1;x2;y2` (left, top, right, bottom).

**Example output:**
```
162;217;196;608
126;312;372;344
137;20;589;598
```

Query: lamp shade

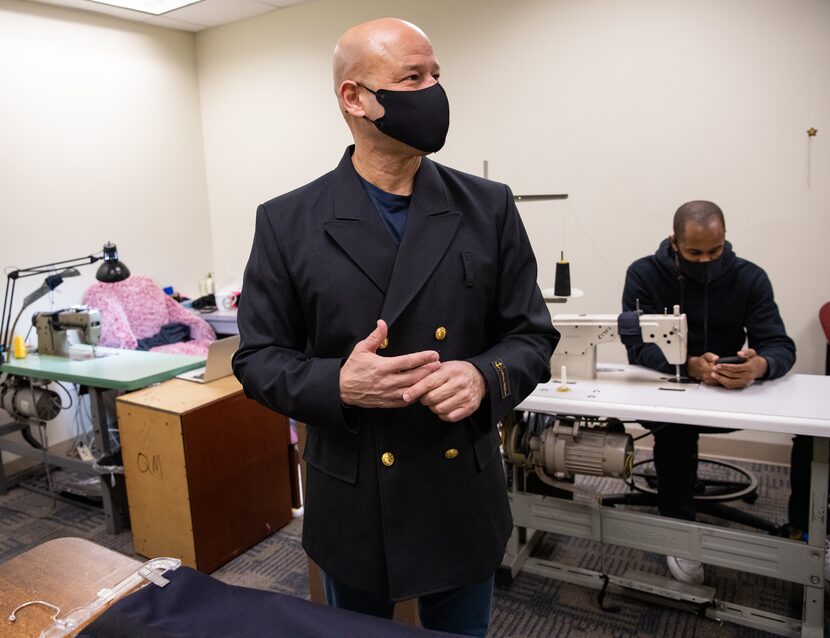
96;242;130;283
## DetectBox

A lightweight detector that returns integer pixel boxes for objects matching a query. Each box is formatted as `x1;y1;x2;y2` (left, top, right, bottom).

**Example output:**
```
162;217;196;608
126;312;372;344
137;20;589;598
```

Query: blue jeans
322;571;494;637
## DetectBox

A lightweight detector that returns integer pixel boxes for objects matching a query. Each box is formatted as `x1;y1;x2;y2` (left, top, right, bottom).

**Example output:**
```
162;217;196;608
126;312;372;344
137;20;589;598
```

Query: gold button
434;326;447;341
444;448;459;459
381;452;395;467
379;337;389;350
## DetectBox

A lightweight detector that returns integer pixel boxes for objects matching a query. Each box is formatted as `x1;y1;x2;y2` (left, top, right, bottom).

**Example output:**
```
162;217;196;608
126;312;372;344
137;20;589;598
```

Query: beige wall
196;0;829;380
0;0;212;461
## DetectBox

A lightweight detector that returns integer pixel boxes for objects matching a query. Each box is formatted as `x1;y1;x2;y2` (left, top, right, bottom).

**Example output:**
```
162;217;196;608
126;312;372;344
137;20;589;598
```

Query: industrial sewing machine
504;306;688;488
0;308;102;424
33;306;101;357
551;306;687;381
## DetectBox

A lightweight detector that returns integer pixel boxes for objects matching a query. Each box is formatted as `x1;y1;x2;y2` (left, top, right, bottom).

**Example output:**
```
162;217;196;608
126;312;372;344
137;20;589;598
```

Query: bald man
622;200;795;584
233;18;557;635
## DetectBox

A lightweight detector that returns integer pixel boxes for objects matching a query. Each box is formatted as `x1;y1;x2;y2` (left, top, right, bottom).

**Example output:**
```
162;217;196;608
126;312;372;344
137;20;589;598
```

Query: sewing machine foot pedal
618;570;716;606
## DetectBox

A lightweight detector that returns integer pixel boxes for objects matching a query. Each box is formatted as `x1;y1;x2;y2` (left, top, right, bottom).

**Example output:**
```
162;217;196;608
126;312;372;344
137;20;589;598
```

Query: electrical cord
53;381;74;410
73;389;93;454
67;386;96;459
632;424;664;441
107;427;120;451
29;378;57;510
19;425;42;449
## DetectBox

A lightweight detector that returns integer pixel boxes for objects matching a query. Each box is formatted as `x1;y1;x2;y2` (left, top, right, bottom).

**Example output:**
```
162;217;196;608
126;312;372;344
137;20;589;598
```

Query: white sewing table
508;364;830;637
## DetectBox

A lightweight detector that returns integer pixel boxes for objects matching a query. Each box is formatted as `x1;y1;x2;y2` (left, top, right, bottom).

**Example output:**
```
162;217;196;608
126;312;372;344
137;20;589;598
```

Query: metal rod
513;194;569;202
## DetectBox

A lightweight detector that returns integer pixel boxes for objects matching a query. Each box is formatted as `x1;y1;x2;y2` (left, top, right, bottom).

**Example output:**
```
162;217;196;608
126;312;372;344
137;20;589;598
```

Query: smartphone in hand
717;356;747;365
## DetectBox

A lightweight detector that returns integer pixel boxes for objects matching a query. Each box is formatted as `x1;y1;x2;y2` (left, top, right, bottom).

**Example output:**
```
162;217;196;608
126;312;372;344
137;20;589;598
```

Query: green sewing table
0;348;204;532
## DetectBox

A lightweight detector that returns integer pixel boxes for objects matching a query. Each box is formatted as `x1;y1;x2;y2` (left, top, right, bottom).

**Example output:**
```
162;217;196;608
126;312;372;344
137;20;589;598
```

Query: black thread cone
554;260;571;297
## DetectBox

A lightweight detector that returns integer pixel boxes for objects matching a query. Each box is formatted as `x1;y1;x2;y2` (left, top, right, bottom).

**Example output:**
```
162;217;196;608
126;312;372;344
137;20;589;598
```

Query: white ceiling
25;0;313;32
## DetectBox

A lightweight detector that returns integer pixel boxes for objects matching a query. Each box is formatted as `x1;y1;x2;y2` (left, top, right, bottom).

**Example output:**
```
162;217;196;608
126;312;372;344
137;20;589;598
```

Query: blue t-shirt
358;176;410;245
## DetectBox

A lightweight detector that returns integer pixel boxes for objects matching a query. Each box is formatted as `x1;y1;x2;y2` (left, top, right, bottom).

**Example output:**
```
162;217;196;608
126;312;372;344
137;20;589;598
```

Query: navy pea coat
233;146;558;600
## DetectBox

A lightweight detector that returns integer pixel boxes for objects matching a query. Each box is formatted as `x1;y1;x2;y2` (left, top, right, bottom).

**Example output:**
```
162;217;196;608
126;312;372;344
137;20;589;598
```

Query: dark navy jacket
622;238;795;378
234;147;558;600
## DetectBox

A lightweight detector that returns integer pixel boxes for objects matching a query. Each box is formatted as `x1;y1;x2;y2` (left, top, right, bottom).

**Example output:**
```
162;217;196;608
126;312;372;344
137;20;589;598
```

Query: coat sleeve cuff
467;354;514;430
303;356;359;432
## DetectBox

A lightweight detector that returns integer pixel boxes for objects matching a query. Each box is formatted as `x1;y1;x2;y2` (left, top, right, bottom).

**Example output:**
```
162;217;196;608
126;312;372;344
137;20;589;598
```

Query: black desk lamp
0;242;130;362
96;242;130;283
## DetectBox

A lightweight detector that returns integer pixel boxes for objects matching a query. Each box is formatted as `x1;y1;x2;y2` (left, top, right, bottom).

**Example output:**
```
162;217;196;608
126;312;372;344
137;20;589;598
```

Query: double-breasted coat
233;147;558;600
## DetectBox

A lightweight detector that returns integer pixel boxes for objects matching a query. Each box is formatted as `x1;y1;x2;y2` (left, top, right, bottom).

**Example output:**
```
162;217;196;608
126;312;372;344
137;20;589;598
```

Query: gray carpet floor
0;457;826;637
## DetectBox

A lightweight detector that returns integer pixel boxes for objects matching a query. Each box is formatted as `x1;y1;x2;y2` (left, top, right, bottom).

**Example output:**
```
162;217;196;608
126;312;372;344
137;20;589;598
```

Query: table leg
801;436;828;637
88;387;128;534
0;445;7;495
88;388;113;456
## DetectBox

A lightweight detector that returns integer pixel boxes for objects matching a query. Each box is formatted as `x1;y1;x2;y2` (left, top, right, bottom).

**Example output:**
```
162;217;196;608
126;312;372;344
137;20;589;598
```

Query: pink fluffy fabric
83;275;215;356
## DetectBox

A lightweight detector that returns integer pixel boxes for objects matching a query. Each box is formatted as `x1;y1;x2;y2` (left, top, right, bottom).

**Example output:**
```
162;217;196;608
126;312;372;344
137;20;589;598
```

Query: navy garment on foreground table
79;567;459;638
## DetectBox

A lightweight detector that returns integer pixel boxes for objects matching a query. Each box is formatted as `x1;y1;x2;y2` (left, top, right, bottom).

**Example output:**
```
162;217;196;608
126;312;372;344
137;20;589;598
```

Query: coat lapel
380;158;461;327
323;149;398;295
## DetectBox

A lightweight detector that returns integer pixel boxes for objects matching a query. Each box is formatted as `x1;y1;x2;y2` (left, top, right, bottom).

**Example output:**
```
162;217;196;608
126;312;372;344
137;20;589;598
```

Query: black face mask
675;251;723;284
359;82;450;154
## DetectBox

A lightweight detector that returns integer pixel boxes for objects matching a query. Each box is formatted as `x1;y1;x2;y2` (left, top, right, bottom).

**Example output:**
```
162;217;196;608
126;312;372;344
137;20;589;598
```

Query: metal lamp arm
6;254;102;280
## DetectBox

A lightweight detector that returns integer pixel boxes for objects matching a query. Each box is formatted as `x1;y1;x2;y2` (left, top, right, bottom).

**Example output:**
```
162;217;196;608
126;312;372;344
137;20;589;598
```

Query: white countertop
518;364;830;437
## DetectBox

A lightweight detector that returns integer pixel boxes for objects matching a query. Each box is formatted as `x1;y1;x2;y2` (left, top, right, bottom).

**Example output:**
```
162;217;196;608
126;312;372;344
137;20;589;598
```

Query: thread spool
13;335;27;359
554;251;571;297
557;365;570;392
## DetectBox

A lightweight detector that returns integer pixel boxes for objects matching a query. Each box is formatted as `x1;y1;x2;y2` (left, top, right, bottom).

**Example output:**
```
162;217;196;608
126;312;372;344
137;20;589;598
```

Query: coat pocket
467;416;500;472
460;252;475;288
303;423;359;484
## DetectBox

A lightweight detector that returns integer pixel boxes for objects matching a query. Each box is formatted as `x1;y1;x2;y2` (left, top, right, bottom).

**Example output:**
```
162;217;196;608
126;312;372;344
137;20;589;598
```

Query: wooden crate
117;376;291;573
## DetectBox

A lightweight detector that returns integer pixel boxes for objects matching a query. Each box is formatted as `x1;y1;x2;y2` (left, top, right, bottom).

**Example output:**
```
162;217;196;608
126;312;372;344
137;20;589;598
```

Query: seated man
622;200;796;584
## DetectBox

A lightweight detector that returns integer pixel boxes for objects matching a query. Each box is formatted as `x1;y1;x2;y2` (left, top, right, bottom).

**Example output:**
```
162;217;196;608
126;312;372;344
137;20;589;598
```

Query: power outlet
77;443;94;462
